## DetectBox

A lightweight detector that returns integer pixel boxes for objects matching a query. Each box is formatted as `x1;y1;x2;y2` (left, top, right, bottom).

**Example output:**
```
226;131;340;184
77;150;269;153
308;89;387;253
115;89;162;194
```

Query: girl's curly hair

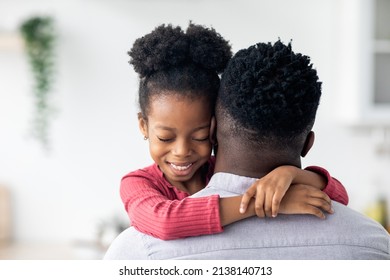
129;22;232;118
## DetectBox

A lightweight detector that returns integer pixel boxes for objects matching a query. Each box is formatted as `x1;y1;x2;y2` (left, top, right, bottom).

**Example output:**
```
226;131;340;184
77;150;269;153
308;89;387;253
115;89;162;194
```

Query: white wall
0;0;389;245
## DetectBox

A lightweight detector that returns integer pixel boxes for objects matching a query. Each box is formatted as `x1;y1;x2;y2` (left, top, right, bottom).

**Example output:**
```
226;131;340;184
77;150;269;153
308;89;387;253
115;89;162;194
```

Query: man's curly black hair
217;40;322;149
128;22;232;118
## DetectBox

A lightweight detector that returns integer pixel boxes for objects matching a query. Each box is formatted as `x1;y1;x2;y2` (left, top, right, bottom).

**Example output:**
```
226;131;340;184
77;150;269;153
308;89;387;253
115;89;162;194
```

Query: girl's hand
278;184;334;219
240;166;298;218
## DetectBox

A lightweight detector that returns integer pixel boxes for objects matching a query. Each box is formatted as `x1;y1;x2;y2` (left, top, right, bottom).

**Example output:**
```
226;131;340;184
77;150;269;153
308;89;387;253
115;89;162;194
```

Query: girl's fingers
309;196;334;214
311;191;332;204
305;205;326;219
263;190;273;217
271;193;283;217
240;185;256;213
296;184;333;214
254;191;266;218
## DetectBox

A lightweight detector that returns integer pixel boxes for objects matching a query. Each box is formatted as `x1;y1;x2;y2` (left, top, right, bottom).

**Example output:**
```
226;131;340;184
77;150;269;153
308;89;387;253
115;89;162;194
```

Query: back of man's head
217;40;322;153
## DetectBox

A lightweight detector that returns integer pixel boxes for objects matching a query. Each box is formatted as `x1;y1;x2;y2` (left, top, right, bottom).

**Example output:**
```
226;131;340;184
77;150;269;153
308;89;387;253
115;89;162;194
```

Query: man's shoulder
329;202;389;239
330;201;383;228
103;227;149;260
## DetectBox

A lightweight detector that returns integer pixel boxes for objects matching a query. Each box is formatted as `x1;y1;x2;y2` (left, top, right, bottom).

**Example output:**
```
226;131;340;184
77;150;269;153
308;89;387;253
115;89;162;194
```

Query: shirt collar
206;172;257;195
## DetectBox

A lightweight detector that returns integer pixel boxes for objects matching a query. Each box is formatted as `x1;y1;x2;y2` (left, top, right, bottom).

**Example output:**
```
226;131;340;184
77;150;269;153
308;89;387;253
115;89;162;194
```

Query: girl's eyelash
157;136;209;142
193;136;209;142
157;137;172;142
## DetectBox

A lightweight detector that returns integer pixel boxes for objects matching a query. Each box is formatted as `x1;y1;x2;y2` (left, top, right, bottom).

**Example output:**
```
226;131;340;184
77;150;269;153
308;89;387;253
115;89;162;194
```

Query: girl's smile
168;162;194;176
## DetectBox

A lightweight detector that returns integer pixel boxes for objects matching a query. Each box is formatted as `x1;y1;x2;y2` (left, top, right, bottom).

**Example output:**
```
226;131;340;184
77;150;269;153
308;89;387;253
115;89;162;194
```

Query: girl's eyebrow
155;125;175;131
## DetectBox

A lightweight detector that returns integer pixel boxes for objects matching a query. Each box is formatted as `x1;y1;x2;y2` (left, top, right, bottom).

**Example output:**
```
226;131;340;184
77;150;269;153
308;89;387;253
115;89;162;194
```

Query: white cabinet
338;0;390;125
374;0;390;106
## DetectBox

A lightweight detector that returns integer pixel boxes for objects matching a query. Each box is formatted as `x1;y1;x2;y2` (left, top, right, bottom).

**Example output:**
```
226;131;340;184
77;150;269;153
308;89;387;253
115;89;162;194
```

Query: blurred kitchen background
1;0;389;259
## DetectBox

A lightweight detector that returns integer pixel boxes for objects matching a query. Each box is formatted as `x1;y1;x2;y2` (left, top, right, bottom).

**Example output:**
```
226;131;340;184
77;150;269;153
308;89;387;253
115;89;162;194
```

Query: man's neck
213;141;302;179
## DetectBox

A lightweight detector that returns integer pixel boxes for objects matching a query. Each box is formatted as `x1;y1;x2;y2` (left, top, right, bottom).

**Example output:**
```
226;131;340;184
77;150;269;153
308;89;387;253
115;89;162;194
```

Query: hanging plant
20;16;56;149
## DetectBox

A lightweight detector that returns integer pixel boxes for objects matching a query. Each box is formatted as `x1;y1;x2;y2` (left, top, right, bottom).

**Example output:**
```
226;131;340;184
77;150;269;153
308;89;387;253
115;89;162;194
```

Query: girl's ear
209;116;217;145
138;112;148;139
301;131;315;157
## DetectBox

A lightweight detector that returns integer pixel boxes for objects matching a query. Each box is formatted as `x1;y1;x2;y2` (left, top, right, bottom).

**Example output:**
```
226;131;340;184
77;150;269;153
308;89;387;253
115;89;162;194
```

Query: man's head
216;40;322;163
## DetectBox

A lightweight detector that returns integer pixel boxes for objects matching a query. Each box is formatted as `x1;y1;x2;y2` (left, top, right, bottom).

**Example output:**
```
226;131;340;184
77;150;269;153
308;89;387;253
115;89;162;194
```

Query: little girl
121;22;348;240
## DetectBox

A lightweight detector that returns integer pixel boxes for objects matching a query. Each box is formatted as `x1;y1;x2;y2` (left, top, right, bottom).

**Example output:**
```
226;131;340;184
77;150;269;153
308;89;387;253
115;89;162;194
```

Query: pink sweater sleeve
304;166;349;205
120;176;223;240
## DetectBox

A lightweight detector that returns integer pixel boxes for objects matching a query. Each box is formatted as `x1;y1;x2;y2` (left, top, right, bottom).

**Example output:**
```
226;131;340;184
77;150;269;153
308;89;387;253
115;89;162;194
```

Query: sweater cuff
209;194;224;233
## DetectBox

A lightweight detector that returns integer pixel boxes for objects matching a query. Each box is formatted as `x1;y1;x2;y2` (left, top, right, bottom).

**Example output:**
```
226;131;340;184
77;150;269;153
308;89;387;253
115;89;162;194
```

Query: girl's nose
172;139;191;157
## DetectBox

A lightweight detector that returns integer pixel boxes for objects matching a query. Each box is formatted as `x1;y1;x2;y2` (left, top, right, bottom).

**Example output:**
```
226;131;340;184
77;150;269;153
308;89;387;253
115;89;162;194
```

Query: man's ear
209;116;217;145
138;112;148;139
301;131;315;157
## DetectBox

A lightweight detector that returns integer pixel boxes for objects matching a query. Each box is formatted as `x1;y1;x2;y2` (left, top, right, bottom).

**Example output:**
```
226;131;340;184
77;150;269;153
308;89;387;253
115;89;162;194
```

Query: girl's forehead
150;95;209;113
149;92;210;112
147;93;212;126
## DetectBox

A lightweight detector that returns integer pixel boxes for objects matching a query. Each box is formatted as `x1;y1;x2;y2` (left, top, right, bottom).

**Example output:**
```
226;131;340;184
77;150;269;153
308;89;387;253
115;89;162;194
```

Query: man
104;40;390;259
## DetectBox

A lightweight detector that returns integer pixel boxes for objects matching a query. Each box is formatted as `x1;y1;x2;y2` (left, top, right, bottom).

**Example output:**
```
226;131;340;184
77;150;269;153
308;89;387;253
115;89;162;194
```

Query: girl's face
139;93;214;190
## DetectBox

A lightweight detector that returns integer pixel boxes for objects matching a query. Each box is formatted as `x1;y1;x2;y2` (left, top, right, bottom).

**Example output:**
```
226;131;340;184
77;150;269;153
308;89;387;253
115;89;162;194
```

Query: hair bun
129;24;189;77
129;22;232;77
186;23;232;74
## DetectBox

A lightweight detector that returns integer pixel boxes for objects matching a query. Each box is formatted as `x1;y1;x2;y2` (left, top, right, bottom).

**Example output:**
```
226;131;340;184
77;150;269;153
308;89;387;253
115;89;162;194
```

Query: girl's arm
121;166;337;240
239;165;349;218
121;176;223;240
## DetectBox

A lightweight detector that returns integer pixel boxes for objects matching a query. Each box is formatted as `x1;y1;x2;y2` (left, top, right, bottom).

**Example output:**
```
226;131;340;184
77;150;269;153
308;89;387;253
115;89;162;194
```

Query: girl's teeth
170;163;192;171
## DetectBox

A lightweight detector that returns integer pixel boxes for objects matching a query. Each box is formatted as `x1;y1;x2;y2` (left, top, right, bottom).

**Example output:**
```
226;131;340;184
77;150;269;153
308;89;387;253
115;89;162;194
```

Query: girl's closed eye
191;125;211;142
193;135;209;142
157;136;174;142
